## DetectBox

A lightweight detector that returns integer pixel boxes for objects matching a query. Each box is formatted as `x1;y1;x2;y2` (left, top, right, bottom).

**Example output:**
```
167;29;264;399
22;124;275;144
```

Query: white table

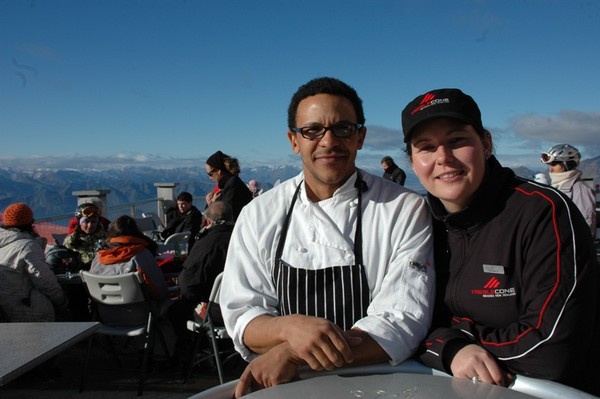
189;360;598;399
0;321;99;386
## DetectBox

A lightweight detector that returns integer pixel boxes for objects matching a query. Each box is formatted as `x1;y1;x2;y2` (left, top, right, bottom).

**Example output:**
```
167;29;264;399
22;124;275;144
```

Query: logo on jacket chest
470;264;516;298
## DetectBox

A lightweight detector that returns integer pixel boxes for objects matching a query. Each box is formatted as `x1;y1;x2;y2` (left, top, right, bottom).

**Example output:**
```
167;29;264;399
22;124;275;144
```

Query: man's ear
288;131;300;154
357;126;367;150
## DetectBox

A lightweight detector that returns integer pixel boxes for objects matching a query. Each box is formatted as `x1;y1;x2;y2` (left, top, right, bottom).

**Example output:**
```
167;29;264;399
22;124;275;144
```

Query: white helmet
541;144;581;169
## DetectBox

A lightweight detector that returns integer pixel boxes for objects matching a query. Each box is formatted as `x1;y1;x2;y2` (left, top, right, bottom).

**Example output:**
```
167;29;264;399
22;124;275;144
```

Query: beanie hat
402;88;484;143
2;203;34;227
206;150;228;171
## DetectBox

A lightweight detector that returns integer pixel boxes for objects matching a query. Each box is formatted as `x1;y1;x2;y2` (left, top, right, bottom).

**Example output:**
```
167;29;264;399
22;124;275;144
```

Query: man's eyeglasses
207;169;217;177
292;123;363;141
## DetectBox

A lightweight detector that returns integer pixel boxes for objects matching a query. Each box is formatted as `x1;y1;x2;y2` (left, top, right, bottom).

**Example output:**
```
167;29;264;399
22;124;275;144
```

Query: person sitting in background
67;202;110;235
179;201;234;324
90;215;165;300
205;150;253;221
247;180;263;198
63;206;107;270
541;144;596;235
381;155;407;186
0;203;69;321
168;201;235;356
160;191;203;242
91;215;176;362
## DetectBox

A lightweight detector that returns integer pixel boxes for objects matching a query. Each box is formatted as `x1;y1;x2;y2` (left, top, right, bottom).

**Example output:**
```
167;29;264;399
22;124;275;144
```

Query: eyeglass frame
291;122;364;141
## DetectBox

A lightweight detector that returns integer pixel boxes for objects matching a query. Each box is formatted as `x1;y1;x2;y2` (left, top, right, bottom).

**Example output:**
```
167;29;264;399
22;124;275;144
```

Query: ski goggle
540;153;558;164
78;206;100;218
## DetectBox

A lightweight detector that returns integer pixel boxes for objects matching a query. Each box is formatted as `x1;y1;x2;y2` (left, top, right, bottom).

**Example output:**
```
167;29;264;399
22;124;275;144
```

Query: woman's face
409;118;492;213
548;162;565;173
205;163;222;183
80;217;99;234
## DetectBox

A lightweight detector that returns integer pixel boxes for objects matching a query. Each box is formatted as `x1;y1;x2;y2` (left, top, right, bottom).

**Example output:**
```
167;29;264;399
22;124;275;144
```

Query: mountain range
1;156;598;219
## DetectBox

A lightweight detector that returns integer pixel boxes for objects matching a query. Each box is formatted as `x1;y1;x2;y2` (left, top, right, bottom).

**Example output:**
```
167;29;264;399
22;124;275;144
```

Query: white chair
185;272;236;384
79;271;170;396
163;231;191;245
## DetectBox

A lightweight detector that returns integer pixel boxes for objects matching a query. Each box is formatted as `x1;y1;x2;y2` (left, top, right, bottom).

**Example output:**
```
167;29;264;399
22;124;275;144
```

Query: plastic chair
79;271;170;396
185;272;236;384
163;231;191;245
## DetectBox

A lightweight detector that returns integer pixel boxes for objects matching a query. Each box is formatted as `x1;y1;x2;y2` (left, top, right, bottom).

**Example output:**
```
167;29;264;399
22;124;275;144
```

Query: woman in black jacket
402;88;599;395
204;150;252;221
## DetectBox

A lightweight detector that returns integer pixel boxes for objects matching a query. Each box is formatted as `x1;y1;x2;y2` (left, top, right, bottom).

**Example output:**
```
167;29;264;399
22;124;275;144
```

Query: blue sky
1;0;599;174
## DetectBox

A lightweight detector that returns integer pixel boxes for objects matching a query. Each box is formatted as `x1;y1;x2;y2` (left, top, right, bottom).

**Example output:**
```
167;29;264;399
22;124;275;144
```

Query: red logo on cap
411;92;437;115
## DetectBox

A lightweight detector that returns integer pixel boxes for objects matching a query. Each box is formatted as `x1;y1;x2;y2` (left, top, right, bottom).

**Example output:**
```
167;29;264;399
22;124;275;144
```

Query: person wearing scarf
90;215;167;301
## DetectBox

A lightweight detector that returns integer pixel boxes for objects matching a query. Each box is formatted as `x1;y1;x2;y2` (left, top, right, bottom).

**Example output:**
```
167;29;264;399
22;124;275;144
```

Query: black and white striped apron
272;175;370;331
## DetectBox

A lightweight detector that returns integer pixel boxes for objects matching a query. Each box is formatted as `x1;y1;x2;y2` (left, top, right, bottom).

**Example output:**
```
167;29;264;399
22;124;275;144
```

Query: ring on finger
471;376;481;383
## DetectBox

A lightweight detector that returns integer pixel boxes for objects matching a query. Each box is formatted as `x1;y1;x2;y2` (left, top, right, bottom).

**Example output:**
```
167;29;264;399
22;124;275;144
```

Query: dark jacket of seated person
179;201;234;325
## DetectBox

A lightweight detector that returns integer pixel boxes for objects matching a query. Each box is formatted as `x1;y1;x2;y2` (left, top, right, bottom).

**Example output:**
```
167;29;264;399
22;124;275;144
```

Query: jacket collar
428;155;514;231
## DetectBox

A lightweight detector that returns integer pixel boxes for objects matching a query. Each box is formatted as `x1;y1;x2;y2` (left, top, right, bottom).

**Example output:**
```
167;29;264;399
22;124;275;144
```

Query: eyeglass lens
297;123;360;140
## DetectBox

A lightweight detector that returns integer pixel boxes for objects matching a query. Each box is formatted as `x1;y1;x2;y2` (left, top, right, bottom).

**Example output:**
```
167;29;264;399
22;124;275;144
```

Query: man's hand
279;314;361;371
234;343;300;398
450;344;513;386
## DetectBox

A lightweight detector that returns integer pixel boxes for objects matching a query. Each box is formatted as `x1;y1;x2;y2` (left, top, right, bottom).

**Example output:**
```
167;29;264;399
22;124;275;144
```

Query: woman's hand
450;344;513;386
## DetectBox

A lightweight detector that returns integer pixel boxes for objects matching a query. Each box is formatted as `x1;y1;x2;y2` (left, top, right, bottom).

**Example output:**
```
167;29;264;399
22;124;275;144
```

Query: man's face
381;161;390;171
177;200;192;214
287;94;366;201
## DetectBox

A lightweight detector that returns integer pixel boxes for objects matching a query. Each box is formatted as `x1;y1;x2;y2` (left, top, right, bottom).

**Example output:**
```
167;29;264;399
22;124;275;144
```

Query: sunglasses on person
207;169;218;177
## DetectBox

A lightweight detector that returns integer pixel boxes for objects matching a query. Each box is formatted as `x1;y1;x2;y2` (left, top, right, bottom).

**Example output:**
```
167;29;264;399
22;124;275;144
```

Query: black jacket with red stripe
419;156;599;390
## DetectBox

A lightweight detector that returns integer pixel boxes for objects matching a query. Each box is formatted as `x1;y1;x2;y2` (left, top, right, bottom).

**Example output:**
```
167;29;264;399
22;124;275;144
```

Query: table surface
0;321;99;386
243;373;537;399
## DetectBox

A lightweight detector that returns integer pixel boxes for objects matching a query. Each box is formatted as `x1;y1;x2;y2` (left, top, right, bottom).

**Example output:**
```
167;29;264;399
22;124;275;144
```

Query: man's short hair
205;201;233;223
381;156;394;164
287;77;365;130
177;191;193;203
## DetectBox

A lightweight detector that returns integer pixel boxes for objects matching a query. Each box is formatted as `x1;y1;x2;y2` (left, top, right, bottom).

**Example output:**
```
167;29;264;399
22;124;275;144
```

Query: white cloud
509;110;600;154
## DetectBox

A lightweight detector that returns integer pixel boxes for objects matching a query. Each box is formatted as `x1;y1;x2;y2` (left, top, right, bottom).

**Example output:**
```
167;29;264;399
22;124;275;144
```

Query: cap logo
411;92;450;115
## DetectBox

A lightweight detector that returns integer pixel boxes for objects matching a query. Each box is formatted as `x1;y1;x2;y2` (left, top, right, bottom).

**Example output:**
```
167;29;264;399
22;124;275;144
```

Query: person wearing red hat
0;203;69;321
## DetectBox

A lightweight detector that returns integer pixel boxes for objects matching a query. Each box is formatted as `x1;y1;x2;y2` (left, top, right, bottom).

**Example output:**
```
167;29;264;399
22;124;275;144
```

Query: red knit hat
2;203;34;227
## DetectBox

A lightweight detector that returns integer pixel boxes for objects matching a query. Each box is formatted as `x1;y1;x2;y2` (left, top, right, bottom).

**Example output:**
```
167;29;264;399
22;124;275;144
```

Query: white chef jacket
220;170;435;364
